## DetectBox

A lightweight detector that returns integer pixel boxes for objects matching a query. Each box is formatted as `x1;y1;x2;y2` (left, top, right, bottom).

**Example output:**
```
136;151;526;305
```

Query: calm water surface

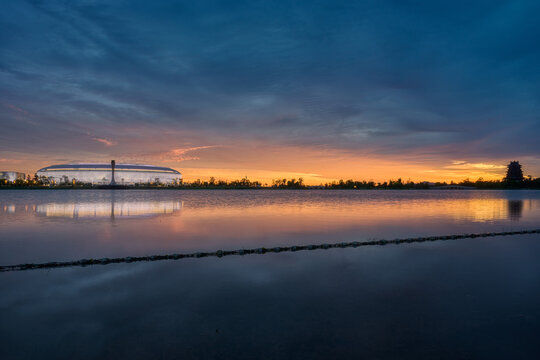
1;190;540;359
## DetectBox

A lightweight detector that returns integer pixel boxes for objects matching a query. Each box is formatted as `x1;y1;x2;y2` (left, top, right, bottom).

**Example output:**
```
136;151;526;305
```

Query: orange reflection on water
174;197;534;225
1;197;536;225
1;192;539;263
157;197;539;244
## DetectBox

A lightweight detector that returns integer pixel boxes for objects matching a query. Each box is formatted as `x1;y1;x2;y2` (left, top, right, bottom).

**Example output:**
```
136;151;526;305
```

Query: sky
1;0;540;184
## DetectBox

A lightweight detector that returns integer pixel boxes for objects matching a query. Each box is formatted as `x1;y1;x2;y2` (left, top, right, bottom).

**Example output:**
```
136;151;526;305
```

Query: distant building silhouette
0;171;25;183
505;161;524;182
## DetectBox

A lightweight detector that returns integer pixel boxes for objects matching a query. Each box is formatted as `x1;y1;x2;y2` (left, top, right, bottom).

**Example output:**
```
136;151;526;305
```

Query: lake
1;190;540;359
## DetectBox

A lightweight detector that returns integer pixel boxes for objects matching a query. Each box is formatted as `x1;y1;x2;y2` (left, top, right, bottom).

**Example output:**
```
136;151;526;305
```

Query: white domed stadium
37;162;182;185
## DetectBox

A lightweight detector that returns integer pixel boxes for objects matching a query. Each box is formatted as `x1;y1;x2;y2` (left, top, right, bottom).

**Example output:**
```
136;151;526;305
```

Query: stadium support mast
110;160;116;185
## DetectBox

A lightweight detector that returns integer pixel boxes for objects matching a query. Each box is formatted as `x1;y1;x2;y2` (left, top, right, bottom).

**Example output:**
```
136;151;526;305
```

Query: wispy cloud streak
92;137;116;147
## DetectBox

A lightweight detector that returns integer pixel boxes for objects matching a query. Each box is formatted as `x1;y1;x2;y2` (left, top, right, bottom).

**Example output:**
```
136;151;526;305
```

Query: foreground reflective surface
1;190;540;359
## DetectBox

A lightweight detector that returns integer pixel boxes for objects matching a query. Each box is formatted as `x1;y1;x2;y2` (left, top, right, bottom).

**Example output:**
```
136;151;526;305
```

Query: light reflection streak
2;200;183;219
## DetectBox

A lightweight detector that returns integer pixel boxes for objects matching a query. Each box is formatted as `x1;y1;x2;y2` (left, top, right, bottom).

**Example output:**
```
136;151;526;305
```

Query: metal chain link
1;229;539;272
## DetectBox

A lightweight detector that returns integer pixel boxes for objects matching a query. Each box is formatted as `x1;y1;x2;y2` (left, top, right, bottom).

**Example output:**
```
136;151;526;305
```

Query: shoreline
1;187;539;191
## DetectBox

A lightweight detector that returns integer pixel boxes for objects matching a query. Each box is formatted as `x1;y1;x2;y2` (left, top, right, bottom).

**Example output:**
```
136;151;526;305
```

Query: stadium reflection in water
3;200;182;219
35;200;183;219
1;195;182;219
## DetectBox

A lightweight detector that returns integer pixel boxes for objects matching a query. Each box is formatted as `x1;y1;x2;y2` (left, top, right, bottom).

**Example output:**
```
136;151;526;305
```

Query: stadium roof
37;163;181;174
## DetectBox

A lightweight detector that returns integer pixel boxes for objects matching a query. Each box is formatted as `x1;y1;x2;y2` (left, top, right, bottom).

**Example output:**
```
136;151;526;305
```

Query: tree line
3;175;540;189
2;161;540;189
322;177;540;189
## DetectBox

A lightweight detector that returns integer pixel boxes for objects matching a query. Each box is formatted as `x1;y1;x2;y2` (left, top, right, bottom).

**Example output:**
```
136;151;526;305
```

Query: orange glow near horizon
1;140;533;185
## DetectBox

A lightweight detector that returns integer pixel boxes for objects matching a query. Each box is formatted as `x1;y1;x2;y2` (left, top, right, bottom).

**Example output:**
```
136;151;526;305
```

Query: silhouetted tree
505;161;524;182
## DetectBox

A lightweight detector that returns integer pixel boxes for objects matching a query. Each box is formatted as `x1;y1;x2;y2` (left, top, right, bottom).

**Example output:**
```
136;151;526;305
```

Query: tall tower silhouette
110;160;116;185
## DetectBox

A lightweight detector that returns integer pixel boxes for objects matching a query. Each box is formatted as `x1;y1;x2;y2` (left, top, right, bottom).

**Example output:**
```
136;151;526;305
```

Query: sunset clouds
1;1;540;183
92;137;116;147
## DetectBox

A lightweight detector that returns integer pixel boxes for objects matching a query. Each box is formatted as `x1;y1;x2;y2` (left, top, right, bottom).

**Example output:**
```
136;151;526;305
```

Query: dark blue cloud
1;0;540;161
